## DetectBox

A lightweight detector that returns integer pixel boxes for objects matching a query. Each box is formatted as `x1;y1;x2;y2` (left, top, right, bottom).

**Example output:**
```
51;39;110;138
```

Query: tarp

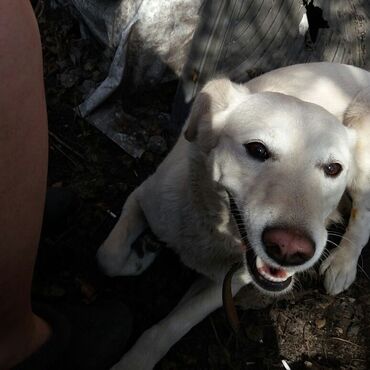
69;0;202;116
53;0;201;157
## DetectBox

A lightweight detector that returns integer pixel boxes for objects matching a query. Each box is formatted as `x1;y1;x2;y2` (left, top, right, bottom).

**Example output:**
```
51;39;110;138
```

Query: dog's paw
96;242;127;277
110;354;153;370
97;242;158;277
110;341;159;370
111;325;164;370
320;246;358;295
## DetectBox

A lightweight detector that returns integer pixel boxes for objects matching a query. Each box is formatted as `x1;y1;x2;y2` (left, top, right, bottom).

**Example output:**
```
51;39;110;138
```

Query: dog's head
185;79;356;294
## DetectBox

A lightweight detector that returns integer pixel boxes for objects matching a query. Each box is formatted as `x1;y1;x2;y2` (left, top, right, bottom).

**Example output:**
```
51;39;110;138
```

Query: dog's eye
244;142;270;162
323;162;343;177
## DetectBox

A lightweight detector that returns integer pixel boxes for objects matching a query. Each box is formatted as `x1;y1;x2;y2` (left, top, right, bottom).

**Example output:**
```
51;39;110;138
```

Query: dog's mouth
246;248;293;292
227;191;293;293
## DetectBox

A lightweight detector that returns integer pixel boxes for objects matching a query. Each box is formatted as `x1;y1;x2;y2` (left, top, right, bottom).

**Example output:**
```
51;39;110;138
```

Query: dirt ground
33;3;370;370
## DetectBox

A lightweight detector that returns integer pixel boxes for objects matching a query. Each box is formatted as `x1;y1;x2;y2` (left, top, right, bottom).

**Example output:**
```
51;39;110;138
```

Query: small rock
60;70;80;88
76;277;97;304
304;361;313;368
103;48;114;59
359;294;370;305
147;135;168;154
348;324;360;337
158;112;171;125
80;79;96;95
84;60;95;71
335;327;344;335
98;60;111;73
114;133;145;159
69;45;82;64
38;284;66;298
92;70;102;81
56;60;68;70
245;321;264;343
51;181;63;188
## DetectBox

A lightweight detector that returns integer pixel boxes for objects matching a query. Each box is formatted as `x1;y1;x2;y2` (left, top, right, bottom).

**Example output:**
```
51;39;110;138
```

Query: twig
358;255;370;280
49;131;86;161
209;317;232;365
282;360;291;370
323;340;328;361
302;321;310;355
329;337;363;347
34;0;45;19
281;313;291;337
51;144;79;167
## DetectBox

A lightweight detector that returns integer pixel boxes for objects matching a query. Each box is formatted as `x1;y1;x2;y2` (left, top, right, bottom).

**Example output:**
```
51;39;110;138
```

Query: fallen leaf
315;318;326;329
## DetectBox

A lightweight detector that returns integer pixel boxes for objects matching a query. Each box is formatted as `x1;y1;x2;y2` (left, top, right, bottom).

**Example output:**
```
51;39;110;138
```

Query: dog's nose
262;227;315;266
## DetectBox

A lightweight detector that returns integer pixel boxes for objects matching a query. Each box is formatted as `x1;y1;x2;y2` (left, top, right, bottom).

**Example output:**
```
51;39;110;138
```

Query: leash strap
222;191;248;337
222;261;243;333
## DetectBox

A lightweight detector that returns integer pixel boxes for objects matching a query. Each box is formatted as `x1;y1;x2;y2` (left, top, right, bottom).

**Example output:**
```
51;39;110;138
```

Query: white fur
97;62;370;370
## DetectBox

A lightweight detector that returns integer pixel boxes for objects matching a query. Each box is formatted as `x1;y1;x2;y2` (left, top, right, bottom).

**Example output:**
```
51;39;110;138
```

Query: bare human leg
0;1;50;368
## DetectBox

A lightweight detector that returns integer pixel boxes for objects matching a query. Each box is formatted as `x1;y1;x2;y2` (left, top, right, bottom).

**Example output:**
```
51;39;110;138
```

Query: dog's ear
344;86;370;127
184;79;250;152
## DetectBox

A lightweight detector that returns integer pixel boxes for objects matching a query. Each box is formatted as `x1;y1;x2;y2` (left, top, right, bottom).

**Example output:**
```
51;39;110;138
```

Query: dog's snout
262;228;315;266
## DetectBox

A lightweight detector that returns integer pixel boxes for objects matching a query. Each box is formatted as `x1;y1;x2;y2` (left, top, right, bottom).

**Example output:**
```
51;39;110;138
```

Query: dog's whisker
327;231;342;237
326;240;339;249
292;278;303;293
319;249;330;263
323;249;331;258
327;232;356;247
358;254;364;269
357;261;370;280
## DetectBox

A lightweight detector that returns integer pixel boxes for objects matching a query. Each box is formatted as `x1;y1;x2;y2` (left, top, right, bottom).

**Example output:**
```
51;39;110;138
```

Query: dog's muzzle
226;191;294;293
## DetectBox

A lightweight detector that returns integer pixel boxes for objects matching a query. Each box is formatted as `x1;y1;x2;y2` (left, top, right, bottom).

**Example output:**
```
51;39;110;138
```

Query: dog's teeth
256;256;292;282
259;269;286;282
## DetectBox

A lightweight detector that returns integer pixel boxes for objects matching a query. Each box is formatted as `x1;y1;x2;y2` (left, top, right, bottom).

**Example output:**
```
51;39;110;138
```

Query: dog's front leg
322;87;370;295
321;195;370;295
97;187;158;276
111;277;240;370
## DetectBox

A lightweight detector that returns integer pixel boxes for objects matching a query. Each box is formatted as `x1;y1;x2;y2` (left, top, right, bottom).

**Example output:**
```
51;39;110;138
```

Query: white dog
97;62;370;370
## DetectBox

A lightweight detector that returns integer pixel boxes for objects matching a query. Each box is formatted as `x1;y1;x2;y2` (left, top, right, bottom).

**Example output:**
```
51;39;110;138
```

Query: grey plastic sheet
58;0;202;156
70;0;202;110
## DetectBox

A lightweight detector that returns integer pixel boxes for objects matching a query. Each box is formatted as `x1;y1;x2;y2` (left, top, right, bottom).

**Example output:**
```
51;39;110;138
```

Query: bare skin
0;1;50;368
